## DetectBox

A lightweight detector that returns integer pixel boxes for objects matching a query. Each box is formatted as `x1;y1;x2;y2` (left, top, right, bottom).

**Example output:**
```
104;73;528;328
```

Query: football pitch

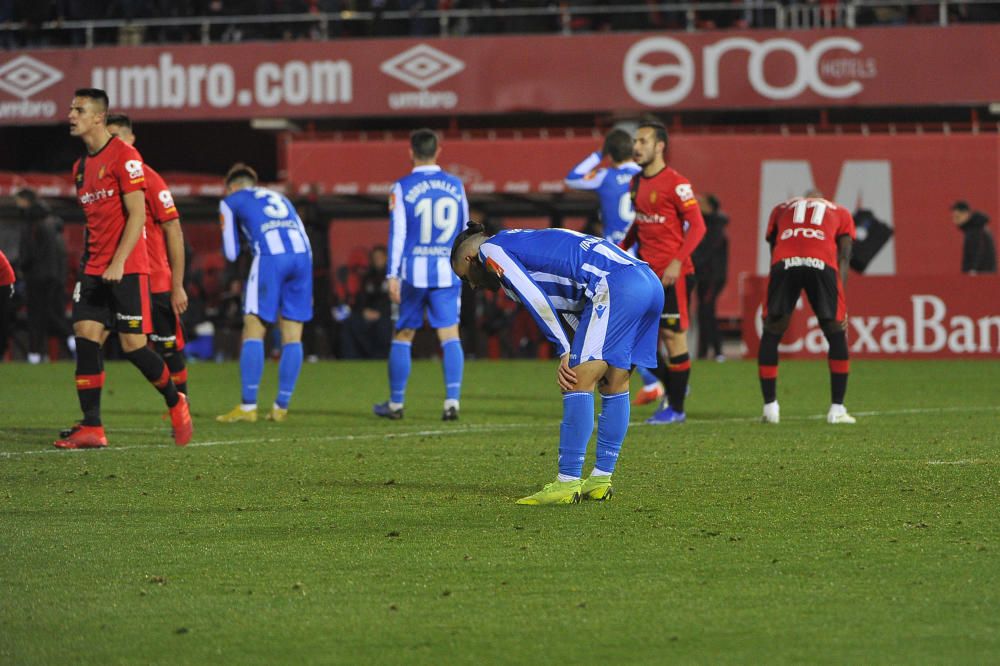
1;358;998;664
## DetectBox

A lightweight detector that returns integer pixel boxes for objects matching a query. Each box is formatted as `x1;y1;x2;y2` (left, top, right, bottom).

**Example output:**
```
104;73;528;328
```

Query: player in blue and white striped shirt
374;129;469;422
216;163;313;424
565;128;666;406
451;224;663;505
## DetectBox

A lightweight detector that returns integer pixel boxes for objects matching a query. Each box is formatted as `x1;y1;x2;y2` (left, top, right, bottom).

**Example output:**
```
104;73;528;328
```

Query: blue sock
637;366;659;386
441;338;463;402
276;342;303;409
388;340;412;405
240;339;264;405
595;391;630;474
558;391;594;478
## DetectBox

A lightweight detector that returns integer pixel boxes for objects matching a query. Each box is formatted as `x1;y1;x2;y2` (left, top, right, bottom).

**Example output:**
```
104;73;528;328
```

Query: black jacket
18;202;66;283
692;211;729;285
959;211;997;274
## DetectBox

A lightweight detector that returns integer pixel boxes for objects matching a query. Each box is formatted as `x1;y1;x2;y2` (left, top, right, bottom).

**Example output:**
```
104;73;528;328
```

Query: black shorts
150;291;186;351
660;273;696;332
72;273;152;334
765;261;846;322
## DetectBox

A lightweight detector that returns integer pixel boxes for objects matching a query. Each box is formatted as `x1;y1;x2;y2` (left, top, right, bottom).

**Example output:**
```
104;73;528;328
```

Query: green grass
1;358;999;664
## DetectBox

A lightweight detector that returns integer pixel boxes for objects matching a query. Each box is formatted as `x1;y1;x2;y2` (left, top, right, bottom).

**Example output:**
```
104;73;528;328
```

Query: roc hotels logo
0;55;63;120
380;44;464;110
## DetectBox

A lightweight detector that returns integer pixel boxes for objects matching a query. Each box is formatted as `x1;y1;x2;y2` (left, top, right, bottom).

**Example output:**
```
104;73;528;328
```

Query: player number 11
792;199;827;225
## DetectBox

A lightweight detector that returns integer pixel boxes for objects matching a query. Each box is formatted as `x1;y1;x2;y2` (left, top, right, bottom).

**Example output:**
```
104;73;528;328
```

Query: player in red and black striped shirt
759;195;857;425
56;88;192;449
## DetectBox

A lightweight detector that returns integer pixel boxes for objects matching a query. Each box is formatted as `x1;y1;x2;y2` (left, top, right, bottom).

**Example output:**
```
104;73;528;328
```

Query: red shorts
73;273;153;334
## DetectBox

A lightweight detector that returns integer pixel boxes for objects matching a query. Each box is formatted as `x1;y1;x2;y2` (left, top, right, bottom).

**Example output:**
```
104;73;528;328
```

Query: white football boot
827;404;856;424
761;401;780;424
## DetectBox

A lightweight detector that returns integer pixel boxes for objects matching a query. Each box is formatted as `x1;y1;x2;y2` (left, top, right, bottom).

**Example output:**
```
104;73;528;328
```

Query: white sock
590;468;612;477
643;381;661;391
443;399;459;411
556;473;580;482
240;403;256;412
389;401;404;411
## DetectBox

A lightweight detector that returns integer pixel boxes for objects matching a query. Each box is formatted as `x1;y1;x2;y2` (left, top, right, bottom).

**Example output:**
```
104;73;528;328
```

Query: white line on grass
2;404;997;460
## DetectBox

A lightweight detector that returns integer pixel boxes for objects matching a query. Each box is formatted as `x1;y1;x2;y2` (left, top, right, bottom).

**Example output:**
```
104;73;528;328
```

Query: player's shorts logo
0;55;63;99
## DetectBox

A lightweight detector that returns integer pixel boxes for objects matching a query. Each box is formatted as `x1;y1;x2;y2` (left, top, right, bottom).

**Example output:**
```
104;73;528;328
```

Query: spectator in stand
692;193;729;361
341;245;393;359
15;189;74;364
951;201;997;274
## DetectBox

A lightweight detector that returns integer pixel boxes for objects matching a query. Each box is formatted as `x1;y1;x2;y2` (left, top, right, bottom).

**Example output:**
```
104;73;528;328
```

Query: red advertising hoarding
2;25;999;125
741;275;1000;358
285;132;1000;325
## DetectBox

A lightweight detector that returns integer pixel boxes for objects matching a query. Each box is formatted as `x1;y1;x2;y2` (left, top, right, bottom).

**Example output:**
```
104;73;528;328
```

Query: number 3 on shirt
254;189;290;219
415;197;458;243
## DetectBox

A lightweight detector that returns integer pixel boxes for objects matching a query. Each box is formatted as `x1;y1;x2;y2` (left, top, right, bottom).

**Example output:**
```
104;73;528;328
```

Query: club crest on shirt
98;166;106;179
650;191;657;204
388;192;396;211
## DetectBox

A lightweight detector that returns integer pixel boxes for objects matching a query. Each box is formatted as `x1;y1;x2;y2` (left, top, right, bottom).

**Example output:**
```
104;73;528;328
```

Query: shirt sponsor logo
635;212;667;224
79;188;116;205
381;44;464;110
781;227;826;240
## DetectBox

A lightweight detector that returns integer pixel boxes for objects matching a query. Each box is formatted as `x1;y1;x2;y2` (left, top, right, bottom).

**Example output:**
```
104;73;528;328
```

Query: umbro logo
0;55;63;99
381;44;465;91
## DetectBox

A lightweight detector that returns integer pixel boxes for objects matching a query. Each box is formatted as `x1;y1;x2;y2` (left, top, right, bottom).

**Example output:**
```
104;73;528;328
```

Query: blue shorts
396;282;461;330
569;264;663;371
245;253;313;323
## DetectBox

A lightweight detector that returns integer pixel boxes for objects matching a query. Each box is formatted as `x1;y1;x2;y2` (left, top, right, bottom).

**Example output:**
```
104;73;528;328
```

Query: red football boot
633;382;665;406
169;393;193;446
53;424;108;449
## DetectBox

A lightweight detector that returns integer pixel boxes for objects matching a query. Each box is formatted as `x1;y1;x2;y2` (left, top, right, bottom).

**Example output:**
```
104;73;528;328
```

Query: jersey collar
412;165;441;173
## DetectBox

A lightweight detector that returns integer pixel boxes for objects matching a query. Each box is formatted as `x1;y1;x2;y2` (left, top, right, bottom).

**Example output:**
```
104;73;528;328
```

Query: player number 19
415;197;459;244
792;199;827;225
